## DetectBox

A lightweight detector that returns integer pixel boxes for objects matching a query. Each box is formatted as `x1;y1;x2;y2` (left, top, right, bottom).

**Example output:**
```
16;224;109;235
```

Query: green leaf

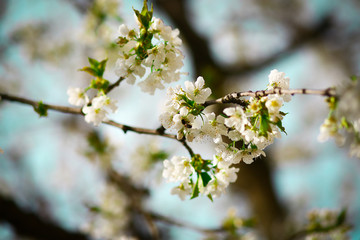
98;59;108;77
87;131;108;154
279;111;288;116
33;101;48;117
79;66;98;77
350;75;358;82
150;150;169;162
250;143;258;150
275;120;287;134
259;114;270;137
190;176;200;199
207;194;213;202
133;0;153;29
80;58;108;78
88;206;101;213
336;209;347;225
242;218;256;228
88;57;99;68
200;172;211;187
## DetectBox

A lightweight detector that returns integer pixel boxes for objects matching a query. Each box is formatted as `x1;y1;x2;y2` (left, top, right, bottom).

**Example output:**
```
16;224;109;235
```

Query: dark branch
222;15;333;76
105;76;125;94
203;87;335;107
0;92;196;157
0;195;88;240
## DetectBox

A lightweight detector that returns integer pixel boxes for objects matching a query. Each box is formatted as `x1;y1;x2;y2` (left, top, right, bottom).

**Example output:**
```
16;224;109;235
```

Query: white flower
171;180;192;200
213;155;232;169
317;118;345;146
215;142;242;164
268;69;290;90
239;148;266;164
159;110;176;129
81;95;117;126
268;69;291;102
144;44;166;69
336;79;360;123
242;129;256;144
118;24;130;37
184;76;212;104
138;72;165;95
206;113;228;143
151;17;182;46
203;178;227;198
150;17;164;33
92;95;118;113
172;107;196;138
349;141;360;158
67;87;88;106
162;156;193;182
224;106;248;133
265;95;283;114
82;105;107;126
215;166;239;186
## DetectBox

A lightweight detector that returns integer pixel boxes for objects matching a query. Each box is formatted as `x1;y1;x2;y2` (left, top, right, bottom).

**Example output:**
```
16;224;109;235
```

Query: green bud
350;75;358;82
33;101;48;117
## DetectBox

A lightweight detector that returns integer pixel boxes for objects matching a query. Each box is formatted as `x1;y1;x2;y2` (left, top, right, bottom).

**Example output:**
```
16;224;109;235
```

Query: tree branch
0;93;82;114
148;211;224;234
104;76;125;94
203;87;335;107
0;92;197;157
0;195;89;240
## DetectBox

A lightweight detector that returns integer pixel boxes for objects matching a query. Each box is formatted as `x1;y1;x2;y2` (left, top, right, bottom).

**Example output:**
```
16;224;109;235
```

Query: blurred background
0;0;360;239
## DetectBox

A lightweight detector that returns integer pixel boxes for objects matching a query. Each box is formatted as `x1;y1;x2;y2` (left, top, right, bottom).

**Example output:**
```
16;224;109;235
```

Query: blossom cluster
67;87;118;126
115;4;184;94
318;78;360;158
161;70;290;200
305;209;350;240
81;184;129;240
68;1;185;127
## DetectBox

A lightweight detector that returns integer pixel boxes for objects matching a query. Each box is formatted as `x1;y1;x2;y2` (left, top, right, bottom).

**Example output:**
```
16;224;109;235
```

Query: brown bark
0;195;88;240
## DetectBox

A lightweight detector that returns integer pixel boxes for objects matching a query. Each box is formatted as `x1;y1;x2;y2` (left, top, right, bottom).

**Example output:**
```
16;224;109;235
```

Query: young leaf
259;115;270;137
275;120;287;134
133;0;153;29
88;57;99;68
98;59;108;77
207;194;213;202
200;172;212;187
335;209;347;225
190;176;200;199
350;75;358;82
79;66;97;77
33;101;48;117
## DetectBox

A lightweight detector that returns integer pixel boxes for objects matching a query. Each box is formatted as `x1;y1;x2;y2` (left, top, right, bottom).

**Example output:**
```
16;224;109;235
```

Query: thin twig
105;76;125;94
285;223;353;240
0;93;82;114
0;92;196;156
203;87;336;107
103;120;176;139
148;211;225;234
179;138;195;157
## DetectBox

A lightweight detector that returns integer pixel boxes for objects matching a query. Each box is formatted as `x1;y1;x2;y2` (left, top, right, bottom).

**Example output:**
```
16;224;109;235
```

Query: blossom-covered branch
203;87;336;107
0;93;176;139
